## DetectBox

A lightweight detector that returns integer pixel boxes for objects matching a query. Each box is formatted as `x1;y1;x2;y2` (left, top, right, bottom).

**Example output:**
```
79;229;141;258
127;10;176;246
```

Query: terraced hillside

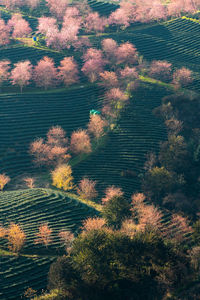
73;83;168;198
0;188;97;252
0;256;54;300
93;16;200;92
0;188;97;299
0;86;103;186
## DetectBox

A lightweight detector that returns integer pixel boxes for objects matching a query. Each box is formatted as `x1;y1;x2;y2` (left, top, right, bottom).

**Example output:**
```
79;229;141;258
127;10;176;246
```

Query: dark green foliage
159;135;189;173
143;166;177;202
48;256;82;299
49;229;191;300
102;196;131;229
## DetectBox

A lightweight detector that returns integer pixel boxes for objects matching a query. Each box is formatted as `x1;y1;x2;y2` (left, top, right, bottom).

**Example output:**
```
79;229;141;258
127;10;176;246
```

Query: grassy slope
0;188;98;299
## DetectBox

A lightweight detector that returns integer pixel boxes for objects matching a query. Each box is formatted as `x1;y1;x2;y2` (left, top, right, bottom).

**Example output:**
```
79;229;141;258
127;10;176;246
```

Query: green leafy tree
102;196;131;229
143;166;175;203
159;135;189;173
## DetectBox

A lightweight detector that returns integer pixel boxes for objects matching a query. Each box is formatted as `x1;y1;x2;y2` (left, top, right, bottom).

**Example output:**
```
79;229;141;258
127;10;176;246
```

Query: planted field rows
87;0;119;16
0;86;103;184
93;17;200;92
0;188;97;253
73;84;168;199
0;255;54;300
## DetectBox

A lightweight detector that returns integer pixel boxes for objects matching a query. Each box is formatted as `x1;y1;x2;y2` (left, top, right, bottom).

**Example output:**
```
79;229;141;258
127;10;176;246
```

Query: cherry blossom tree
82;48;106;82
172;67;193;87
30;138;51;166
24;177;35;188
0;60;10;89
30;126;70;166
35;223;52;247
101;38;118;58
77;177;98;200
37;17;58;35
83;48;104;62
2;0;23;9
0;19;10;46
70;129;92;154
58;57;79;86
116;42;138;65
46;0;69;19
26;0;40;9
102;185;124;204
148;0;167;21
109;7;130;28
81;217;106;232
105;88;129;103
88;114;108;139
149;60;172;82
8;14;32;38
33;56;57;90
163;214;193;243
58;230;74;252
47;126;68;148
72;36;91;51
101;104;117;119
99;71;119;88
120;66;138;79
85;12;107;33
10;60;32;92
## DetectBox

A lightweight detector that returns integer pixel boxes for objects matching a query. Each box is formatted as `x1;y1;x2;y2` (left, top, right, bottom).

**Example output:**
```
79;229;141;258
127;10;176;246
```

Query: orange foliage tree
35;223;52;247
0;173;10;191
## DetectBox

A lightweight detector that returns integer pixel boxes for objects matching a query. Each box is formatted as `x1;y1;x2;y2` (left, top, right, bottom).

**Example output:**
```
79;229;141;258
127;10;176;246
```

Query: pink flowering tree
120;66;139;81
149;60;172;82
102;185;124;204
70;129;92;154
0;19;10;46
37;17;58;35
26;0;40;9
30;126;70;166
10;60;32;92
2;0;23;9
116;42;138;65
109;8;130;28
33;57;57;90
172;67;193;87
8;14;32;38
82;48;106;82
46;0;69;19
99;71;119;88
101;38;118;65
105;88;129;104
85;12;107;34
77;177;98;200
58;57;79;86
88;114;108;139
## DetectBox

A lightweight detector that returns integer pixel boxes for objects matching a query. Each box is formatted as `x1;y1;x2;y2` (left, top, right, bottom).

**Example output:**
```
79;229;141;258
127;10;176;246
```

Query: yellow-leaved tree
7;223;26;253
51;164;74;191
